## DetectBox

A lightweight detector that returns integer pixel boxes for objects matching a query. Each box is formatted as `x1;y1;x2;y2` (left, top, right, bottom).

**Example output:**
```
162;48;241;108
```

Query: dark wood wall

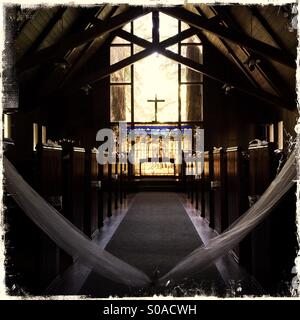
12;40;111;156
203;43;297;151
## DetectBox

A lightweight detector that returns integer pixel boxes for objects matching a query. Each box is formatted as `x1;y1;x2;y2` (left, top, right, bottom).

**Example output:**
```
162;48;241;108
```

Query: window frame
109;17;204;125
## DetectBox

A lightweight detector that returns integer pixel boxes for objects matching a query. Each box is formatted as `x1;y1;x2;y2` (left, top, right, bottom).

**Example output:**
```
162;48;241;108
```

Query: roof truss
208;5;295;99
159;6;296;68
66;21;294;110
16;6;151;74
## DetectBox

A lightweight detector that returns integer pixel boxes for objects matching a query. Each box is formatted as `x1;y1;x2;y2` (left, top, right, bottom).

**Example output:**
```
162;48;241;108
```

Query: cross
147;94;165;122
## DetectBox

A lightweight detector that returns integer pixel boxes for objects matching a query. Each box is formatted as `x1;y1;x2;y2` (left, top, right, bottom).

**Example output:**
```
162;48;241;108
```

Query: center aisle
80;192;224;297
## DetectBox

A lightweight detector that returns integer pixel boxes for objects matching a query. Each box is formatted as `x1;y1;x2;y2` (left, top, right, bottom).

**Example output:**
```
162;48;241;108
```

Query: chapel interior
2;3;299;297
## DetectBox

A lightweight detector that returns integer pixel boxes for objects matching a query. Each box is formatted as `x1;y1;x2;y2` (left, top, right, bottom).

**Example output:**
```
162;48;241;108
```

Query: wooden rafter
157;48;294;109
67;27;294;110
249;6;294;57
117;25;198;48
16;6;151;74
88;15;198;49
56;6;120;89
63;25;199;91
210;5;294;99
20;7;67;61
195;6;260;89
67;46;156;91
152;11;159;44
59;12;197;89
159;6;296;68
36;7;109;96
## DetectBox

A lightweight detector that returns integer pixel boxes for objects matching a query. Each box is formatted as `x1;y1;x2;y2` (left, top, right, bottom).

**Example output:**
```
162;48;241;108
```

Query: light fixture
80;84;92;95
54;58;70;71
244;56;261;71
222;83;234;95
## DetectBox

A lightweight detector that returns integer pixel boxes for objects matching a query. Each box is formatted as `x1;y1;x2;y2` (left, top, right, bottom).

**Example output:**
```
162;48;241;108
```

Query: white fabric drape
3;157;151;287
3;151;296;288
159;151;296;284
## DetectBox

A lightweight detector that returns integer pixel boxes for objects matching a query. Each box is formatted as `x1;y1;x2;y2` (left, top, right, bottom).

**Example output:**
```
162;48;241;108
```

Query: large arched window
110;12;203;125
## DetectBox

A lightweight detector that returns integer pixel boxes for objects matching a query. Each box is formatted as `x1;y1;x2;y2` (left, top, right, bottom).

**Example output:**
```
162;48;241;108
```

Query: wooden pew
35;144;63;287
226;146;249;263
111;160;119;211
122;162;128;201
248;143;277;289
268;183;297;294
97;163;104;228
203;150;214;228
212;148;228;234
5;141;80;293
62;146;85;232
194;157;204;212
199;171;205;218
186;160;194;203
119;158;129;204
194;174;200;211
191;165;195;206
103;162;112;219
181;157;188;197
84;149;99;238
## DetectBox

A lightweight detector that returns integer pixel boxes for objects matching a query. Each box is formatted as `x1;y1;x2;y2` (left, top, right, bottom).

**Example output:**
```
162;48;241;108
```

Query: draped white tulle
3;151;296;288
3;157;151;287
159;151;297;284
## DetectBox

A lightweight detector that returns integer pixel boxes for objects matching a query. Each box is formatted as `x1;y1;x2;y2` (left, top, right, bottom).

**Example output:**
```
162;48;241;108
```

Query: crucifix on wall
147;94;165;122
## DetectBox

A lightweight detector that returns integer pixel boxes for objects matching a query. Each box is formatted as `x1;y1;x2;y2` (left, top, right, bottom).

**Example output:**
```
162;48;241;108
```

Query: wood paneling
212;148;228;234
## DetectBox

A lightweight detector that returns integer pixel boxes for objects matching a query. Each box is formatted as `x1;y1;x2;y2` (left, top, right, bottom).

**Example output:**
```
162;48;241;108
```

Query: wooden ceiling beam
249;6;294;58
214;37;260;89
159;6;296;68
16;6;150;74
57;6;120;89
152;11;159;44
20;7;67;61
195;6;260;89
89;14;198;49
35;6;113;98
156;48;294;110
67;27;294;110
65;26;199;91
210;5;295;99
116;25;198;48
66;26;201;91
66;46;156;92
